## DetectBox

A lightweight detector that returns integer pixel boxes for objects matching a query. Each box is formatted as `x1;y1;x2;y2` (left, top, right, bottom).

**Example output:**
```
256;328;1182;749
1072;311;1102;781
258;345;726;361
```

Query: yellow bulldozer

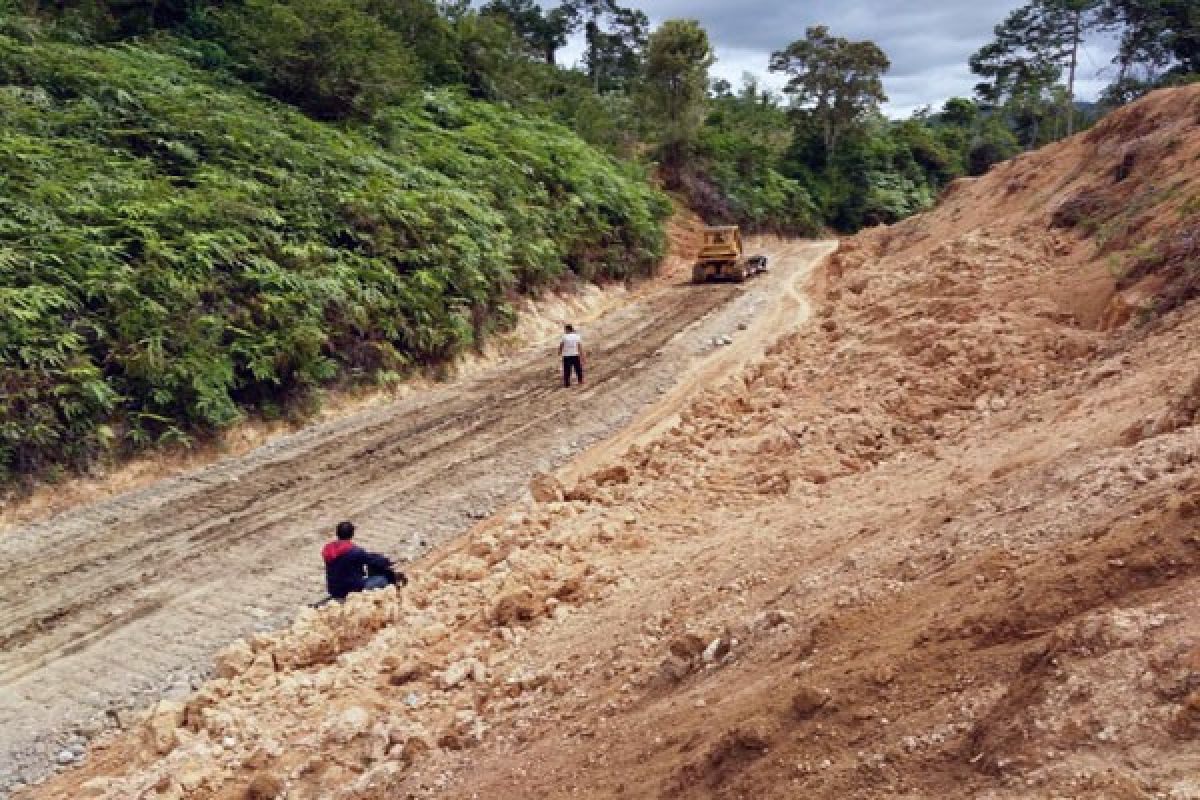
691;225;768;284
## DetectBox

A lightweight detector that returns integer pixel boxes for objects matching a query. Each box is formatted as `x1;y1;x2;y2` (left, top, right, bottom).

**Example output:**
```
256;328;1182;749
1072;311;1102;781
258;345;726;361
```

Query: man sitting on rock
321;521;404;600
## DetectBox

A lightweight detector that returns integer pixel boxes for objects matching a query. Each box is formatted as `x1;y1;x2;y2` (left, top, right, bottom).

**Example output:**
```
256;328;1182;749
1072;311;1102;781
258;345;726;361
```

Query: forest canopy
0;0;1194;484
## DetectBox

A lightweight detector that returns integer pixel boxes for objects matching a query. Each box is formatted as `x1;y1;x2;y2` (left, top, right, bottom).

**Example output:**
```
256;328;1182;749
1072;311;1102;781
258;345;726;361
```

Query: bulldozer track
0;241;831;779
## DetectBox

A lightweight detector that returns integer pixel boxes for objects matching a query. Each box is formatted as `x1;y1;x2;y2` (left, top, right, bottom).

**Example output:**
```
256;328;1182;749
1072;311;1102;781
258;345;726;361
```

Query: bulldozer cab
692;225;762;284
697;226;743;263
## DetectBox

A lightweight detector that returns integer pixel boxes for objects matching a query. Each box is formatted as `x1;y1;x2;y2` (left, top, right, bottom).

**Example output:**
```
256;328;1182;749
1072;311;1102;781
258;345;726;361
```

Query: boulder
529;473;564;503
386;722;435;764
437;658;485;690
701;637;731;663
434;555;489;582
325;706;372;744
242;651;278;683
213;639;255;680
563;480;600;503
668;633;707;661
656;656;693;685
142;700;184;755
79;777;113;798
591;465;631;486
383;658;426;687
176;758;214;793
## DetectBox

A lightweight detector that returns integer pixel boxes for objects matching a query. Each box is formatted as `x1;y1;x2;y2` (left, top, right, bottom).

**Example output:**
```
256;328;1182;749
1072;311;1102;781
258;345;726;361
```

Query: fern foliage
0;36;668;482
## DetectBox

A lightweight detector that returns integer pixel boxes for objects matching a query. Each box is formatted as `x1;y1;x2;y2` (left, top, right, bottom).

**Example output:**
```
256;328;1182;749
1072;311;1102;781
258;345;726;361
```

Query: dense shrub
215;0;422;119
0;36;668;481
686;84;821;235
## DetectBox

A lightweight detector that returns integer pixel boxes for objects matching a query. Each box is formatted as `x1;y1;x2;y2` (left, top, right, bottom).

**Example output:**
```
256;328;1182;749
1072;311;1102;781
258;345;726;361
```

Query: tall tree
768;26;890;162
451;8;530;100
1100;0;1200;82
970;0;1103;136
480;0;572;64
589;6;648;91
640;18;714;170
560;0;647;91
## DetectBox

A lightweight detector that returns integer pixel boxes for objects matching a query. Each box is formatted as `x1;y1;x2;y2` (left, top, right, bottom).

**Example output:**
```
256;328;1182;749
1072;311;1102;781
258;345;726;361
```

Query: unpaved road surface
0;241;833;790
17;88;1200;800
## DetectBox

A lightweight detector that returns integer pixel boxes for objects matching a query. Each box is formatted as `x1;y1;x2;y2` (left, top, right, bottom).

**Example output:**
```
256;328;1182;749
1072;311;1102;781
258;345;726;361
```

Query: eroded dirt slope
21;86;1200;800
0;232;833;794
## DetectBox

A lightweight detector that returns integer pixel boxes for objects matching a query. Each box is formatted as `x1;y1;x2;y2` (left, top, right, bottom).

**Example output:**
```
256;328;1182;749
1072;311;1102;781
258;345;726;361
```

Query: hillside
0;35;668;487
17;87;1200;800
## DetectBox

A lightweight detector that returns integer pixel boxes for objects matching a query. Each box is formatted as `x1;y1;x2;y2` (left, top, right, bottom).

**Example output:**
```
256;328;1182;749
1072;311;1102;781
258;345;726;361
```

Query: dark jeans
563;355;583;386
362;574;391;591
318;573;392;606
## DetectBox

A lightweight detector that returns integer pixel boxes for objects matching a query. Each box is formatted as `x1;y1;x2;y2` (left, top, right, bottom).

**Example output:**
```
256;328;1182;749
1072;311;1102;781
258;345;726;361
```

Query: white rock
79;777;112;797
439;658;485;690
326;706;372;744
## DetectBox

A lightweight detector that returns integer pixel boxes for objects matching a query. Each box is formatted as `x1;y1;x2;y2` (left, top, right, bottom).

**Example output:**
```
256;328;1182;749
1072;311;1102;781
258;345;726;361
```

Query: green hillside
0;36;668;482
3;0;1190;486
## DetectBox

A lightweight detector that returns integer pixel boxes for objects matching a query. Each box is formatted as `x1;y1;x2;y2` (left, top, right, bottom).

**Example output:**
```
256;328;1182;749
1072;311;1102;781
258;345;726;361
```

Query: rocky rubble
20;85;1200;800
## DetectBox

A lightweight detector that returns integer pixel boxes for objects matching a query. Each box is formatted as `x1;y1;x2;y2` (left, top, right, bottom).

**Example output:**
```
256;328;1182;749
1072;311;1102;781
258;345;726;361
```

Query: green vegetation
1;0;1195;485
687;80;1014;233
686;79;821;234
971;0;1200;147
0;34;666;482
640;19;714;172
970;0;1101;139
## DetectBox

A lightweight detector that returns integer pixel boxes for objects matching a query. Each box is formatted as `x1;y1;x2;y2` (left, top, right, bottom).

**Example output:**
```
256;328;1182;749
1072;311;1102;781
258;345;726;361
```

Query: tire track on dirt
0;244;831;788
0;286;730;670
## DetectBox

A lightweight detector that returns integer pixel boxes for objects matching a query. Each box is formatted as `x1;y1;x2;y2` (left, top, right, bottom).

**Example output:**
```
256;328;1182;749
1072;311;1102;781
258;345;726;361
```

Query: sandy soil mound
21;86;1200;800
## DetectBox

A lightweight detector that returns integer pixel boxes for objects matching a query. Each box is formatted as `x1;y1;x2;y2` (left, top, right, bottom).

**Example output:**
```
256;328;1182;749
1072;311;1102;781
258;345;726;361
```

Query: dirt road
0;240;834;789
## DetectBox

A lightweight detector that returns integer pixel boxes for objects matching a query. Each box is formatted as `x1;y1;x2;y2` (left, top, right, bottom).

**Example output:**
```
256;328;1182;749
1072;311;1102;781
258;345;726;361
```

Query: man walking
559;323;585;387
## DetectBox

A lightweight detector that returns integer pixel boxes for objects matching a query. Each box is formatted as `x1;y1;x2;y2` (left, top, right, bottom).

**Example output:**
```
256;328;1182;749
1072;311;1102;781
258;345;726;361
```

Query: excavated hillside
23;86;1200;800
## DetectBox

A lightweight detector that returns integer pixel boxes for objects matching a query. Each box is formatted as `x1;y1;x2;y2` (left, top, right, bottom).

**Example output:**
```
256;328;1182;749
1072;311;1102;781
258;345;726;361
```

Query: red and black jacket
321;540;393;599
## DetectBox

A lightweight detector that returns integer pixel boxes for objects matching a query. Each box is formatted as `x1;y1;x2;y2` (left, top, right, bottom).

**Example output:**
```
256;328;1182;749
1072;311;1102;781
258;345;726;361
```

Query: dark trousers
362;574;392;591
563;356;583;386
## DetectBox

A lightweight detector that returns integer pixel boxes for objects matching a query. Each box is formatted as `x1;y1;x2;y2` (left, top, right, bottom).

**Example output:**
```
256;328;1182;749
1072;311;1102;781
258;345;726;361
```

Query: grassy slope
0;36;670;481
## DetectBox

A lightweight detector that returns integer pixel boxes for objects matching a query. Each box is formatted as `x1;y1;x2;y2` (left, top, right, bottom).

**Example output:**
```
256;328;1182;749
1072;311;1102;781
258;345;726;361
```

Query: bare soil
0;230;831;794
12;86;1200;800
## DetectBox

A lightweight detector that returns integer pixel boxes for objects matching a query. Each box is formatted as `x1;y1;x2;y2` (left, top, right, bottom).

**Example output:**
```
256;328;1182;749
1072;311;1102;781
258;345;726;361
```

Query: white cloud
543;0;1119;117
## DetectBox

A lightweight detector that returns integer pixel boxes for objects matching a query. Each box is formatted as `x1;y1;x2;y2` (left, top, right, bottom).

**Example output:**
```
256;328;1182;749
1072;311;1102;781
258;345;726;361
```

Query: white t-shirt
561;332;582;357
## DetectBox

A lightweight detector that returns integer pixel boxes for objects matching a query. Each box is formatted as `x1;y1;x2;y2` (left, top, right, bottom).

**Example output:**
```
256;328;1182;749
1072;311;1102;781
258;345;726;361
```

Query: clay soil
0;217;832;792
14;86;1200;800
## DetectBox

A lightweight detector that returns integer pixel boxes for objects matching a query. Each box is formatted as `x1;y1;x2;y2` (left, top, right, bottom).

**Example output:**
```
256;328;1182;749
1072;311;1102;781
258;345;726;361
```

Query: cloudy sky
555;1;1119;117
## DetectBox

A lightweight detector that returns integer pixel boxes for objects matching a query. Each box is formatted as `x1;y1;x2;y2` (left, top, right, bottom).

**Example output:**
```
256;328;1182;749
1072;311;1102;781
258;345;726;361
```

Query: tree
1100;0;1200;83
19;0;216;39
560;0;647;91
367;0;462;85
710;77;734;98
967;119;1021;175
970;0;1103;136
587;5;648;91
451;9;531;100
768;26;890;163
691;76;821;234
640;18;714;170
219;0;419;119
941;96;980;129
481;0;572;63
